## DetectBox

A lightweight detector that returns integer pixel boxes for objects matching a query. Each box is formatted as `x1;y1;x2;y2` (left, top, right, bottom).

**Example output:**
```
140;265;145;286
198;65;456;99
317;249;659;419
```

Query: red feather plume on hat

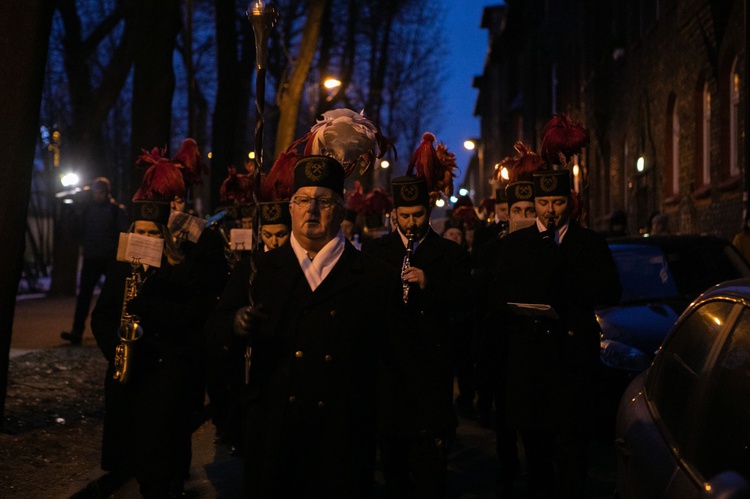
540;114;589;167
407;132;458;201
172;138;208;187
133;147;185;201
261;147;300;201
364;188;393;215
508;141;546;182
346;180;367;214
452;205;479;227
219;166;254;204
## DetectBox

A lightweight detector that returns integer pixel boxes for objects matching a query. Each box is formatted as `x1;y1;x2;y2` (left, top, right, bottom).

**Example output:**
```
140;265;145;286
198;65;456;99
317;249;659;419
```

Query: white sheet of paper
169;211;206;243
116;232;164;267
230;228;253;251
509;218;535;233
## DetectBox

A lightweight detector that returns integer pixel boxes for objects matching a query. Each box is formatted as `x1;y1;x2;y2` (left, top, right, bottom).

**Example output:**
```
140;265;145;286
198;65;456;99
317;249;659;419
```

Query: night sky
438;0;505;191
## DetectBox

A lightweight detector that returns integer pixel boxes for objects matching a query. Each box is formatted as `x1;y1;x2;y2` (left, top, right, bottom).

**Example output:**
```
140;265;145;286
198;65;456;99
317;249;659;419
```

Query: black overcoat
214;240;397;498
489;222;622;433
91;256;216;487
362;229;474;436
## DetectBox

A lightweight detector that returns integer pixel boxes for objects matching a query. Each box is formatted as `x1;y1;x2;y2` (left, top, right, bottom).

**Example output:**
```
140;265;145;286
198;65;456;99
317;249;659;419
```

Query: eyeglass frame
290;195;342;211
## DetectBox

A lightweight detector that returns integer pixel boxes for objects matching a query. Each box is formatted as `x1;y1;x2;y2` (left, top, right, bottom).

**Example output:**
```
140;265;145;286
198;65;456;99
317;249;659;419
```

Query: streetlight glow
463;140;476;151
637;156;645;172
61;172;79;187
248;151;256;159
435;198;446;208
450;196;458;203
380;160;390;169
458;188;468;196
500;167;509;180
323;78;342;89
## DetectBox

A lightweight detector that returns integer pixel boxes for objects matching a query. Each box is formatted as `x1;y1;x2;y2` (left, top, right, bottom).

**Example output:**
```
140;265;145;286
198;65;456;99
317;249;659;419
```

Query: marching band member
362;132;473;498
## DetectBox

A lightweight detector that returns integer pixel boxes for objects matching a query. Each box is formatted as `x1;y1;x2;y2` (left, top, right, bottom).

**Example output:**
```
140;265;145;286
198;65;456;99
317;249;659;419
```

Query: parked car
615;278;750;498
598;235;750;377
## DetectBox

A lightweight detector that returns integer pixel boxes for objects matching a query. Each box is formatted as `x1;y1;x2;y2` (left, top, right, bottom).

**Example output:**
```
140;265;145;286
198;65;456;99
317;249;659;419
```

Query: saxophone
113;261;145;384
401;230;417;304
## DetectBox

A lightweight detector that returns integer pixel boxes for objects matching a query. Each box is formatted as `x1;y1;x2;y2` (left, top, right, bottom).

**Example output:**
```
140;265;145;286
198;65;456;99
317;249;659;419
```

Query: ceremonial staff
244;0;278;382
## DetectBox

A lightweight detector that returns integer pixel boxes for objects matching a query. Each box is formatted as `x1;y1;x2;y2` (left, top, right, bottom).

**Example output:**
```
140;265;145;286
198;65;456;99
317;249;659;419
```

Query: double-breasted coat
214;240;397;498
362;229;474;436
489;222;622;433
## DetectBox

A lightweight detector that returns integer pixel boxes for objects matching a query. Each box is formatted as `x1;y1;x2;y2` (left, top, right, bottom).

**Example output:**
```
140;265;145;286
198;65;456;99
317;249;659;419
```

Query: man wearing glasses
214;155;397;498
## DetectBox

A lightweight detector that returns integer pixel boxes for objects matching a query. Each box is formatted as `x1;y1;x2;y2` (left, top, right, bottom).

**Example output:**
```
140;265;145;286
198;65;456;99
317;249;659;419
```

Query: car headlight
600;339;652;372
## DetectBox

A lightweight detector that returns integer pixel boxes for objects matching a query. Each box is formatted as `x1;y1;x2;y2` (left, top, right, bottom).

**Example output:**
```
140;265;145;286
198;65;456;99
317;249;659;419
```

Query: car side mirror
703;471;750;499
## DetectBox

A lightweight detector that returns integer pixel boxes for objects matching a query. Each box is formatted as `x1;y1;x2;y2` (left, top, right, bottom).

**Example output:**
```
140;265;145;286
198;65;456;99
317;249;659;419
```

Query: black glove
233;304;267;338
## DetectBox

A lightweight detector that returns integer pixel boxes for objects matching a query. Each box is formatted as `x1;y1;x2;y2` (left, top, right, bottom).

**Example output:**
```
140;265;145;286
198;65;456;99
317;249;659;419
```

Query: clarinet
402;231;417;304
542;217;556;240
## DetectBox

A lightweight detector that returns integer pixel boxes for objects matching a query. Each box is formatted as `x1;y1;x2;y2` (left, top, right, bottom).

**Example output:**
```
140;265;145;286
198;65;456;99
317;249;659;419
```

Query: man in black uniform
215;155;397;498
489;168;621;498
363;173;473;498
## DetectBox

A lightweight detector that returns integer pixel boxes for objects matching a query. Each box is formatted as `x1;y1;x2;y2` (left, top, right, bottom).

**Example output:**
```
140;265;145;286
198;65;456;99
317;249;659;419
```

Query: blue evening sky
437;0;505;189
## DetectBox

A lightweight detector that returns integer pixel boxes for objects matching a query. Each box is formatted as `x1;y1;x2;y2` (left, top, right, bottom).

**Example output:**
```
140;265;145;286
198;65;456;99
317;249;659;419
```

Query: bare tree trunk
274;0;328;158
211;0;247;210
0;0;54;424
129;0;181;189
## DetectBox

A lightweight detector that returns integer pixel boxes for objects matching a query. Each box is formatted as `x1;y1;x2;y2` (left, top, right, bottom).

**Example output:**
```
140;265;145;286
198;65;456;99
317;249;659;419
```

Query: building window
666;93;679;198
702;83;711;186
730;58;740;177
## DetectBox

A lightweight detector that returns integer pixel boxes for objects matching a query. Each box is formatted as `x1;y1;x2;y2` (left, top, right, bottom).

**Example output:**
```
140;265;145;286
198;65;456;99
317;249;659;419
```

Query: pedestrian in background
61;177;128;345
733;212;750;262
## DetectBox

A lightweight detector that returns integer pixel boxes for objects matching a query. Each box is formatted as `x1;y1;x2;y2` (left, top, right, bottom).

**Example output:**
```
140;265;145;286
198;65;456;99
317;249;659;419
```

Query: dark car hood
597;300;685;360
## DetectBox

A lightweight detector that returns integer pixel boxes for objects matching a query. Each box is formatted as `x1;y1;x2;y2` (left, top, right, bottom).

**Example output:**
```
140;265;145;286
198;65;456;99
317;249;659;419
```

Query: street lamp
60;172;79;187
380;160;390;169
463;139;477;151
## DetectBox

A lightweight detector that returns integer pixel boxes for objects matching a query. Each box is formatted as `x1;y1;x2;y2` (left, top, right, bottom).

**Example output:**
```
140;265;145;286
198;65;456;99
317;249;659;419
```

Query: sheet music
229;228;253;251
168;211;206;243
116;232;164;267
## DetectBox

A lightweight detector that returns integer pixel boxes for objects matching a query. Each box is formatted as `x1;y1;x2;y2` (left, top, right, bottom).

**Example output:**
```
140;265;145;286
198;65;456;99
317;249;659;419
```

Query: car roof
695;278;750;302
607;234;731;247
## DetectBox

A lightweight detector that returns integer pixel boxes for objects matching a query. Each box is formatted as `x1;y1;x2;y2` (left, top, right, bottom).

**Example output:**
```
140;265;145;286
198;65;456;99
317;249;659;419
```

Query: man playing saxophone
91;144;218;498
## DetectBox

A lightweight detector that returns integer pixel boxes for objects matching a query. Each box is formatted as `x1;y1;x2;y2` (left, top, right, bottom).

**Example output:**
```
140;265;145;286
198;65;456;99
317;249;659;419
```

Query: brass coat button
317;401;325;408
289;396;296;403
330;310;336;317
295;350;304;358
567;330;574;336
324;355;333;362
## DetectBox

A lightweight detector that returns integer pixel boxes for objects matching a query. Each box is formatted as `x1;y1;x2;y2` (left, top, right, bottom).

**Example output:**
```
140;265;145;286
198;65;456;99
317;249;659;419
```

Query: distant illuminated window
730;58;740;177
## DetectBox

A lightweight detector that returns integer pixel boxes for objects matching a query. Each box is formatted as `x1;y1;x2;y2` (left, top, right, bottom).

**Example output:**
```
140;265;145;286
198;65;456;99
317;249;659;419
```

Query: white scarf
290;230;346;291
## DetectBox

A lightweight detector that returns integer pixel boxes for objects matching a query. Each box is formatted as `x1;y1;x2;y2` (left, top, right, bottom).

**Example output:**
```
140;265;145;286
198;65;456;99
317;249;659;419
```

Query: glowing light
458;188;468;196
248;151;256;159
435;198;446;208
463;140;476;151
500;167;509;180
573;165;580;176
713;316;722;326
637;156;645;172
60;172;79;187
63;198;74;205
450;196;458;203
324;78;342;89
207;151;213;159
380;160;390;169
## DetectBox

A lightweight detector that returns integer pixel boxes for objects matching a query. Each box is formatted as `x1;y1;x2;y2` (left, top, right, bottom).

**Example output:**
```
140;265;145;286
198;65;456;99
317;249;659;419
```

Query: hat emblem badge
141;202;159;220
516;184;532;199
540;175;557;193
263;204;280;222
400;184;418;201
305;159;326;181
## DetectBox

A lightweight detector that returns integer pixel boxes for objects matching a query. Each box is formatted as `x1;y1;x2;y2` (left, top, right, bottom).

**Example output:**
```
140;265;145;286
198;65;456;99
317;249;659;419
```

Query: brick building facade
472;0;746;239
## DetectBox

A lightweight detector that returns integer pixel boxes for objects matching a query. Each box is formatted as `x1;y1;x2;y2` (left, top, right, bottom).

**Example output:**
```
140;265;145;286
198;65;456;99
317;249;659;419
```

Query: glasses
291;196;339;211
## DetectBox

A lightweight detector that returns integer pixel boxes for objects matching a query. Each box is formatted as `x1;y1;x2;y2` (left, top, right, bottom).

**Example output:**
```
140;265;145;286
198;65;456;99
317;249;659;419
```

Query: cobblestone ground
1;346;107;499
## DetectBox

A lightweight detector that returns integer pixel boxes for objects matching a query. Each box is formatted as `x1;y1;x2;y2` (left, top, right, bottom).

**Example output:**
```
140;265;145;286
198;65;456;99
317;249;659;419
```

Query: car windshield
611;244;679;302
